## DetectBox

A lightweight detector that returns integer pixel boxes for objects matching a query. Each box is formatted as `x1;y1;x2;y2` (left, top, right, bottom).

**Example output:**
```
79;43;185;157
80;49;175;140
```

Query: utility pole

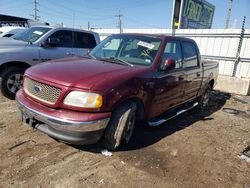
233;19;237;29
225;0;233;29
115;10;123;33
88;21;90;30
31;0;40;20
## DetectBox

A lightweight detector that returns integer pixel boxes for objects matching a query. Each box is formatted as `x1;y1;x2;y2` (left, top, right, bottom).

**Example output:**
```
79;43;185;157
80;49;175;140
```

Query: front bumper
16;90;111;145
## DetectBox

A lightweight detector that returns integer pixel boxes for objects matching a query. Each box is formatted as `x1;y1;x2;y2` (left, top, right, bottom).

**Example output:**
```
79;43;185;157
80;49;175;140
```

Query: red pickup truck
16;34;218;150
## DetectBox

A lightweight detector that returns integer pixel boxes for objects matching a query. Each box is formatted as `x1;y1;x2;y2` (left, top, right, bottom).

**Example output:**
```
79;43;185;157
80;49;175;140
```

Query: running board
148;102;199;126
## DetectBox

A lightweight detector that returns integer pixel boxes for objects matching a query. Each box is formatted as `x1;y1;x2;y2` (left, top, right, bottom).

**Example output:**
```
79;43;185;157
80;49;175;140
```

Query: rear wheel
102;101;136;150
198;85;212;111
0;67;25;100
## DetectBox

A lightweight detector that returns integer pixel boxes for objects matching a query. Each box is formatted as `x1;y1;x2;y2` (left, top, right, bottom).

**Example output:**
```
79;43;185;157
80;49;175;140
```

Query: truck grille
24;77;61;105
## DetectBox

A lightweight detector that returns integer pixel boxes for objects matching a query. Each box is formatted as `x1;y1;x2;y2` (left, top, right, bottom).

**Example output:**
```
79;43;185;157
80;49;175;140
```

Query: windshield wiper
99;57;134;67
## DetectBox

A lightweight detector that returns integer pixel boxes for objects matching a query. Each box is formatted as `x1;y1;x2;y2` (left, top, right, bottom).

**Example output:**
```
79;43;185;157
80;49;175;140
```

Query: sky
0;0;249;29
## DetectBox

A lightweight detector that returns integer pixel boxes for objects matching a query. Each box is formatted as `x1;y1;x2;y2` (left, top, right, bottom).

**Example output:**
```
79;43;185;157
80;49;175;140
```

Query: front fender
0;47;39;66
103;77;147;112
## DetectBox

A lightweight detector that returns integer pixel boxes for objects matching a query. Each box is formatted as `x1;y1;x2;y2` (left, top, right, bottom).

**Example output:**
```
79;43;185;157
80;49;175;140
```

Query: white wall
93;28;250;78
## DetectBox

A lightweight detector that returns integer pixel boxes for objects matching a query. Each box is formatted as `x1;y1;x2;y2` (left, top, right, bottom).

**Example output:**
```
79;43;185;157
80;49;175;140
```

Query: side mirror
161;58;176;71
42;37;60;47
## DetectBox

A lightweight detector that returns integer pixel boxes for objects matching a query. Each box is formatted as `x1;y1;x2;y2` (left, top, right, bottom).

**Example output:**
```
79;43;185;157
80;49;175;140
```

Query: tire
102;101;137;150
198;85;212;111
0;67;26;100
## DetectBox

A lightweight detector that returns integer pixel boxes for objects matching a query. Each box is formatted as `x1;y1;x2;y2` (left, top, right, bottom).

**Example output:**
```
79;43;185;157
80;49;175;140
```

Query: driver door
149;40;186;117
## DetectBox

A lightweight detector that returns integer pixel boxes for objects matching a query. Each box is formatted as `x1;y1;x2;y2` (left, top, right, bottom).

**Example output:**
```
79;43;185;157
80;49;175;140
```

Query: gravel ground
0;91;249;188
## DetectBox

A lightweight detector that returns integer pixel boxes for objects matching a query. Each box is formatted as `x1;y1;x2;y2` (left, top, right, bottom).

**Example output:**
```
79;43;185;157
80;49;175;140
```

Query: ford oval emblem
34;85;42;93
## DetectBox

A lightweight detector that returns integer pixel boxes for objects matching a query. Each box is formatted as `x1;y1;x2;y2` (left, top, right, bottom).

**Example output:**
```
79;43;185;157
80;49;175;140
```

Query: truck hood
26;57;148;91
0;38;28;48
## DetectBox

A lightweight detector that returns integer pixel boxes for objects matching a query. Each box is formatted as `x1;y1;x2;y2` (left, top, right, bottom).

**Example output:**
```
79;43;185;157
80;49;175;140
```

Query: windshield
13;27;51;42
10;29;27;39
90;34;162;66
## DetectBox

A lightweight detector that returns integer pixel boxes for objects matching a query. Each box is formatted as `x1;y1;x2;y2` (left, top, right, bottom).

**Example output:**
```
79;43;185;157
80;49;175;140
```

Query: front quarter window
90;35;162;66
93;38;122;58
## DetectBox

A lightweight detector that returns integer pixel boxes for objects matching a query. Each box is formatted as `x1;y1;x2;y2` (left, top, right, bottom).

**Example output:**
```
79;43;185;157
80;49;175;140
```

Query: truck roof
28;25;99;35
111;33;194;41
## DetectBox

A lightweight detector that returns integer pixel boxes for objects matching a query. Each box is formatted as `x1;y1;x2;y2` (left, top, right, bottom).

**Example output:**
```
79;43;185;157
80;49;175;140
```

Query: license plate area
21;112;39;128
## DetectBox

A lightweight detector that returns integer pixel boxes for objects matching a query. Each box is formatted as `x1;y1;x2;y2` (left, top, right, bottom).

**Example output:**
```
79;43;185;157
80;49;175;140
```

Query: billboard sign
171;0;215;29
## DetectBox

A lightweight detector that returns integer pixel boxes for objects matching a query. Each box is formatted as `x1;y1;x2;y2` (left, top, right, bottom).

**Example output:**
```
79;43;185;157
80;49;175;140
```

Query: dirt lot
0;91;249;188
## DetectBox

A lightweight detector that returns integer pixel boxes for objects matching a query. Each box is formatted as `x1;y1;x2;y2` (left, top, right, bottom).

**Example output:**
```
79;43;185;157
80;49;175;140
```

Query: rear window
75;32;96;48
182;41;198;68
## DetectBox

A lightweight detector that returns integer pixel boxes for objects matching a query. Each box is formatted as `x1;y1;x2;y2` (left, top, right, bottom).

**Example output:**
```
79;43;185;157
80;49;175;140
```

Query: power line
44;0;111;19
40;9;73;20
0;2;31;10
124;16;163;29
77;0;165;12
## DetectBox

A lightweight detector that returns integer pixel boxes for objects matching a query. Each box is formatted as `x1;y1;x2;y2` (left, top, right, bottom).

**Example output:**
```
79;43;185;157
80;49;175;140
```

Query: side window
3;34;14;37
75;32;96;48
162;41;182;69
182;42;198;68
48;30;73;48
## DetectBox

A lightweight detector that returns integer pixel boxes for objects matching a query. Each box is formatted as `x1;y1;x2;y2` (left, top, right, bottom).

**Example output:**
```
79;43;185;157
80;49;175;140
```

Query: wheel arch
111;97;146;122
0;61;31;76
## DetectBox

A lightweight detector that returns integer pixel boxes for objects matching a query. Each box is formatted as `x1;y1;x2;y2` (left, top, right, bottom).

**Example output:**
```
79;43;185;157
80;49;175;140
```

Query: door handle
178;76;184;81
196;72;201;77
145;82;155;89
66;52;75;56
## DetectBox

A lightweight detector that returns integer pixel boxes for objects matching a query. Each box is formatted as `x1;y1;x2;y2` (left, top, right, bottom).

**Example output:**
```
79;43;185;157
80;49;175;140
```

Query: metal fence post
232;16;246;77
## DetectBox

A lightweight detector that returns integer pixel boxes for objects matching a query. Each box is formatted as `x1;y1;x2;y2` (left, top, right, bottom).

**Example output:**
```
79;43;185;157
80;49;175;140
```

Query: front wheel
0;67;25;100
102;101;136;150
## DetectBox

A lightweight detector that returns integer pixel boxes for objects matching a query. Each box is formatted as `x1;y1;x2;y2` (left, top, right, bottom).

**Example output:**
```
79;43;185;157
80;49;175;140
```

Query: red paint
19;35;218;120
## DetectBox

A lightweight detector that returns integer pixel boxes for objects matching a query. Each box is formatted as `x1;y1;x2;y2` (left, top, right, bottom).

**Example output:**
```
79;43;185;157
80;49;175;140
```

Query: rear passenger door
39;30;74;62
74;32;97;57
181;41;203;102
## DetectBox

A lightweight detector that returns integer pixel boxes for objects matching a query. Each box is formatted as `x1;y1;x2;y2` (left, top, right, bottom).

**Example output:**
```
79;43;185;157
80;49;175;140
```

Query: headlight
63;91;103;108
